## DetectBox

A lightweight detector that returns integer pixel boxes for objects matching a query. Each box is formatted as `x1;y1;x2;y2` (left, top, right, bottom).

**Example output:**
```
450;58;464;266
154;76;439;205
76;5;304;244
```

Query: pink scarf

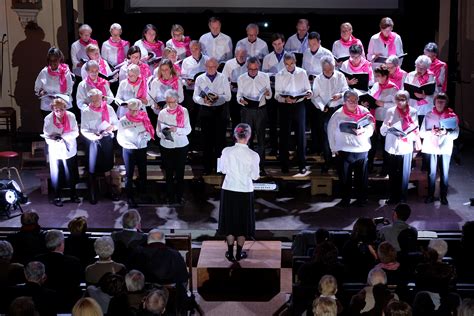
98;58;108;75
172;36;192;57
53;112;71;133
173;64;182;75
415;70;433;106
430;58;448;92
79;38;98;47
89;101;110;123
389;66;406;89
340;35;360;48
166;105;185;128
432;106;459;124
125;110;155;140
379;31;397;56
396;105;415;130
159;76;179;91
142;39;163;57
138;62;152;79
47;64;69;93
108;38;129;65
86;75;108;96
373;80;397;99
128;77;147;100
342;104;375;123
349;58;373;81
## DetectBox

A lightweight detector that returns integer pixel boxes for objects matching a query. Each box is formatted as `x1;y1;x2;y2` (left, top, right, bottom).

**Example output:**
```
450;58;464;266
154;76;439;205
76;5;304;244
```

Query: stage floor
1;142;473;232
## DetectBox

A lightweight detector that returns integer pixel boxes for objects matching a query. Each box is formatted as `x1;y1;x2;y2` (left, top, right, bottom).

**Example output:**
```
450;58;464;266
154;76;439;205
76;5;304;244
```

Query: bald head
148;229;165;244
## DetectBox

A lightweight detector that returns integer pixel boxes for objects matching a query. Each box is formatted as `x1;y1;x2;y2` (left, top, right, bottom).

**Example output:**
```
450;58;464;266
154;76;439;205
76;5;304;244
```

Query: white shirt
235;37;269;60
236;72;272;107
222;58;247;93
148;77;184;112
116;79;148;118
34;67;74;111
285;33;308;53
339;60;375;89
368;83;397;121
367;32;404;69
43;111;79;160
193;73;232;106
420;111;459;155
218;143;260;193
274;67;312;103
180;54;208;90
76;79;114;111
80;61;112;81
117;114;151;149
118;62;152;82
380;106;419;155
302;46;333;76
404;71;438;116
70;40;90;76
101;39;130;67
199;32;233;63
327;106;375;153
134;39;164;60
311;71;348;111
165;38;189;61
262;51;286;76
157;106;191;149
80;104;119;141
332;38;366;60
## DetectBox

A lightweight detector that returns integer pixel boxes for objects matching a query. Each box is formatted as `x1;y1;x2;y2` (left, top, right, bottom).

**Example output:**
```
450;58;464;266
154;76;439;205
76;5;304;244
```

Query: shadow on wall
56;4;80;63
12;22;51;133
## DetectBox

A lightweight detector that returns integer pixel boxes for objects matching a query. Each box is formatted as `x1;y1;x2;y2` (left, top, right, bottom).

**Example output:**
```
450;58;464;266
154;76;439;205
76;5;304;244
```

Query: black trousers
160;145;188;200
241;106;267;168
427;153;451;198
306;100;324;154
279;101;306;170
388;152;413;202
337;151;369;201
122;147;147;198
229;92;241;131
199;104;229;173
49;155;79;199
368;120;388;173
266;93;279;152
85;135;114;174
183;88;200;147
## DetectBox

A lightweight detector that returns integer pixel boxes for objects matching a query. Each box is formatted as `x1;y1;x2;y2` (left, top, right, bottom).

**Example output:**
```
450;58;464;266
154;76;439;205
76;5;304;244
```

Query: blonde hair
68;216;88;234
163;47;177;59
318;275;338;296
312;297;337;316
109;23;122;33
170;24;184;36
51;98;67;109
340;22;353;31
72;297;103;316
85;44;100;54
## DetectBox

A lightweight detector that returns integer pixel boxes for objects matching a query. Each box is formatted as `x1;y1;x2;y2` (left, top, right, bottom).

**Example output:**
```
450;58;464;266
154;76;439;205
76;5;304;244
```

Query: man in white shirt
235;23;269;62
193;57;232;174
237;57;272;175
275;53;312;175
327;90;375;207
285;19;310;53
199;17;233;64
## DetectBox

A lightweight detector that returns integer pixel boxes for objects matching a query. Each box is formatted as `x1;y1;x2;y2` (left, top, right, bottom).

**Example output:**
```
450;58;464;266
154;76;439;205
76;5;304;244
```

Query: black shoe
53;198;63;207
225;251;236;262
353;199;368;207
236;251;247;261
440;196;449;205
70;196;81;203
424;196;435;204
127;198;138;208
385;199;399;205
336;199;350;208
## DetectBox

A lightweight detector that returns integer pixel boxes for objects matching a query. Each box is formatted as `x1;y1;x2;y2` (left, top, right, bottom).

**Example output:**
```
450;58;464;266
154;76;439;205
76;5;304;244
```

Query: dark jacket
8;224;47;264
64;233;96;271
111;230;147;266
8;282;59;316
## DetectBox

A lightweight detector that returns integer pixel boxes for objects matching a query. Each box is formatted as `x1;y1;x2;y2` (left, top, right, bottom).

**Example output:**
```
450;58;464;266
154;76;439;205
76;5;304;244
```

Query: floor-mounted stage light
0;179;27;218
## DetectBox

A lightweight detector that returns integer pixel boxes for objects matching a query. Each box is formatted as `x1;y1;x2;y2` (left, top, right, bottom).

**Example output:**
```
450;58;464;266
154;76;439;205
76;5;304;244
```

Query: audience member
384;300;412;316
455;221;474;282
8;211;47;264
72;297;103;316
317;275;343;314
111;210;147;266
377;203;416;252
138;288;169;316
458;298;474;316
125;270;148;311
64;216;96;271
85;236;126;285
312;296;337;316
86;273;127;315
375;242;404;287
397;227;424;282
8;296;38;316
0;240;25;286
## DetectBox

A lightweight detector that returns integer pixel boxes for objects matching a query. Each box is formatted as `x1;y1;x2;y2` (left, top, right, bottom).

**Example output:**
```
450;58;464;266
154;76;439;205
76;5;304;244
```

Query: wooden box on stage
197;240;281;301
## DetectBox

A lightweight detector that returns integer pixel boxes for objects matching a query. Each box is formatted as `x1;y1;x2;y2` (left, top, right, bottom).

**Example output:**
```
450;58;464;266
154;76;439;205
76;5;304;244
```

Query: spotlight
263;22;269;28
0;179;27;218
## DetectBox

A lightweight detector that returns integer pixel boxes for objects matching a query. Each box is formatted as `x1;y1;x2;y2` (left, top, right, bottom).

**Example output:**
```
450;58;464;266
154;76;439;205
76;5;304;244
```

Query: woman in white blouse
367;17;404;69
116;64;148;118
80;89;119;204
101;23;130;68
217;123;260;261
35;47;74;116
332;22;365;67
118;46;152;82
149;59;184;111
134;24;164;72
80;44;113;80
166;24;192;61
380;90;421;204
76;60;114;111
42;98;80;207
385;55;407;90
157;90;191;204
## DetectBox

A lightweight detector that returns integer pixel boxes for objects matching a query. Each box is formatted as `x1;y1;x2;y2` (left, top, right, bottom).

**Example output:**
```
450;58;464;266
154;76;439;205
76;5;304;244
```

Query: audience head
312;241;338;266
20;210;40;226
415;55;432;75
78;24;93;40
46;47;64;69
45;229;64;252
246;23;259;42
125;270;145;292
0;240;14;264
99;273;126;297
412;291;435;315
234;123;252;143
122;210;142;229
68;216;88;235
142;24;158;42
24;261;46;284
208;16;222;36
458;298;474;316
94;236;115;260
316;228;330;244
148;229;166;244
393;203;411;221
271;33;285;53
377;241;398;264
8;296;38;316
351;217;377;243
385;300;412;316
109;23;122;37
143;288;169;315
398;227;418;252
312;296;337;316
127;45;142;64
72;297;103;316
318;274;338;296
461;221;474;247
424;42;439;60
367;267;387;286
428;238;448;261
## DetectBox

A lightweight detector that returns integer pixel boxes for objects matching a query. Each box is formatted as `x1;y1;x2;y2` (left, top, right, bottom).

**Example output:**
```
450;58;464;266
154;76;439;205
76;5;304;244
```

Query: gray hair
110;23;122;33
87;88;103;98
125;270;145;292
385;55;400;67
122;210;141;229
164;89;179;101
395;90;410;101
428;238;448;261
205;57;218;67
320;55;335;68
234;122;251;140
94;236;115;260
458;298;474;316
79;24;92;34
246;23;259;32
235;46;248;56
367;267;387;286
85;60;99;72
25;261;46;283
0;240;13;262
283;52;296;62
415;55;432;69
127;64;141;76
343;89;359;102
148;229;166;244
424;42;439;55
126;98;142;111
189;40;201;49
45;229;64;251
144;289;169;314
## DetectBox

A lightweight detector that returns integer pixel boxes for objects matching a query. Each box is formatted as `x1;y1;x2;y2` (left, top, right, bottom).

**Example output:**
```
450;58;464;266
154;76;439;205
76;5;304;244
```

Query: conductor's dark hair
142;24;158;40
127;45;142;58
374;64;390;78
247;56;261;67
349;44;363;55
46;47;64;64
424;42;439;55
308;31;321;41
271;33;285;43
208;16;221;24
394;203;411;221
434;92;449;104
